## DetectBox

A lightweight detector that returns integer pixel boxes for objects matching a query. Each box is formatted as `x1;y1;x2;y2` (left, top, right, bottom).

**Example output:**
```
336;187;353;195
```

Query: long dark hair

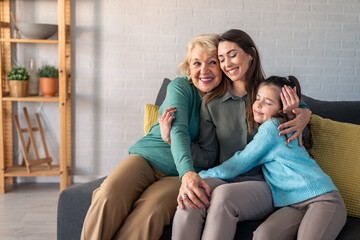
219;29;266;131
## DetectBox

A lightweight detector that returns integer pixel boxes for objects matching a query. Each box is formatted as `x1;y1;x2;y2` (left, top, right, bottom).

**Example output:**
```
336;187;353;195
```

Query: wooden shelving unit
4;165;61;177
0;38;59;44
2;96;60;102
0;0;71;193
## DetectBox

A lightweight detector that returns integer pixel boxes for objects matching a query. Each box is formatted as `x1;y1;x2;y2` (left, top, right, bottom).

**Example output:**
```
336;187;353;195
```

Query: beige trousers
81;154;181;240
253;191;347;240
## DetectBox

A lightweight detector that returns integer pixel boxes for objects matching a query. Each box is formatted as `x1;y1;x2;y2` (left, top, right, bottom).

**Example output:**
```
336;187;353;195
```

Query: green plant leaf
6;66;29;80
38;65;59;78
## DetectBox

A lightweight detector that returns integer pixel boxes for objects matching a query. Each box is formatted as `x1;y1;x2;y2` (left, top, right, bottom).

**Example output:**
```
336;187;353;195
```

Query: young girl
198;76;347;240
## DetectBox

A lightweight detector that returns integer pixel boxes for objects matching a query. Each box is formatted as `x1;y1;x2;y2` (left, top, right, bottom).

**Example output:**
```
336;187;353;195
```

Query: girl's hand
177;171;211;210
280;86;299;119
158;107;176;145
278;108;312;146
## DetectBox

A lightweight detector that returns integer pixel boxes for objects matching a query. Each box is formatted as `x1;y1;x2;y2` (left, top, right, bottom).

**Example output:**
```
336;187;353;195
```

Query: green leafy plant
38;65;59;78
6;66;30;80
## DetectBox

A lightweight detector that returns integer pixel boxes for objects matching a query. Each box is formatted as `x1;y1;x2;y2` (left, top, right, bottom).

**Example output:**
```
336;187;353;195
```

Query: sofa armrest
57;177;106;240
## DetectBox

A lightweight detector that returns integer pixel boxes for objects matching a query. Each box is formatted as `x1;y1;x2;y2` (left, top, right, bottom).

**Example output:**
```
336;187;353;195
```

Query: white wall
14;0;360;182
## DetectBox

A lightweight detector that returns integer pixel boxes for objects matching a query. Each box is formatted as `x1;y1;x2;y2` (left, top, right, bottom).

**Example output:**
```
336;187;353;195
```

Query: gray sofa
58;78;360;240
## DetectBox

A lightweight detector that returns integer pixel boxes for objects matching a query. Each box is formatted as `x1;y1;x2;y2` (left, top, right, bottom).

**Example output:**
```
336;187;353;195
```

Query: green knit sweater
129;77;201;178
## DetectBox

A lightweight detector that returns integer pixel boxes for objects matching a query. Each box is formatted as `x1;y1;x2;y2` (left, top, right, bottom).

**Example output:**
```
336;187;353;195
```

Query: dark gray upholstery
57;78;360;240
302;95;360;125
155;78;171;107
57;177;106;240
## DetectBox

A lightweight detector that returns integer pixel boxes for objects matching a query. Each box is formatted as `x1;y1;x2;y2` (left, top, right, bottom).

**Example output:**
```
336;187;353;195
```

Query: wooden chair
13;107;52;173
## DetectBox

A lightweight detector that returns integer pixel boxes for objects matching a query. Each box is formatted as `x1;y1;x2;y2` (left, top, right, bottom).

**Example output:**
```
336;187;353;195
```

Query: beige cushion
144;104;159;135
309;114;360;218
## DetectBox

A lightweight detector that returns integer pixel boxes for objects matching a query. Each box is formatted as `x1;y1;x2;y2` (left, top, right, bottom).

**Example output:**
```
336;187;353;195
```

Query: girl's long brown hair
219;29;266;133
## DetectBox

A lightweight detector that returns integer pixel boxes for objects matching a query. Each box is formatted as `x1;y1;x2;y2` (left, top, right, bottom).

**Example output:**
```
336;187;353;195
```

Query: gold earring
188;74;193;83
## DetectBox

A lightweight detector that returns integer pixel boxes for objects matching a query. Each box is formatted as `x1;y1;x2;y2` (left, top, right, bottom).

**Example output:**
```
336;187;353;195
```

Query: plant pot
8;80;29;97
40;77;58;97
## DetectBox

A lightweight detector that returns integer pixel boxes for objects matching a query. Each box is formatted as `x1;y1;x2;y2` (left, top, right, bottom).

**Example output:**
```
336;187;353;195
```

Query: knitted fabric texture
310;114;360;218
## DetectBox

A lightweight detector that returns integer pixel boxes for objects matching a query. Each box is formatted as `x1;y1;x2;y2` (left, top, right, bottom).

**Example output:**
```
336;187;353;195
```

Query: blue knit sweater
199;118;338;207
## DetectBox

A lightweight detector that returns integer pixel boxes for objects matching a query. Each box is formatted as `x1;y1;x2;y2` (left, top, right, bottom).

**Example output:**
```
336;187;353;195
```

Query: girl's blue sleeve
199;120;275;180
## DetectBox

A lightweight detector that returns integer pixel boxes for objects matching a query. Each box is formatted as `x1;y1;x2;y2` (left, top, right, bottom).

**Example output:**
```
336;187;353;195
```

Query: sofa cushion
144;104;160;135
309;114;360;218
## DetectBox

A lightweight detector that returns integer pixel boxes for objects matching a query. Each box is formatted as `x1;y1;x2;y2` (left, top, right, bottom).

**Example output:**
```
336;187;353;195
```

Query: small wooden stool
13;107;52;173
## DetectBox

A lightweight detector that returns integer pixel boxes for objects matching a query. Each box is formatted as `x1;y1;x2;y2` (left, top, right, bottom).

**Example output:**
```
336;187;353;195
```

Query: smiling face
252;84;282;124
218;41;253;83
189;46;223;96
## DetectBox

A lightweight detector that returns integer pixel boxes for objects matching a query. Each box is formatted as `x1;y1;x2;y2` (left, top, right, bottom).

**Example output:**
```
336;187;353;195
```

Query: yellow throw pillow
144;104;159;135
309;114;360;218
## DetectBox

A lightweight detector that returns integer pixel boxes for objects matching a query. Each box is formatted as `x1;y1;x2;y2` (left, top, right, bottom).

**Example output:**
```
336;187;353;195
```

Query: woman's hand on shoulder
278;108;312;146
178;171;210;210
158;107;176;145
280;85;299;119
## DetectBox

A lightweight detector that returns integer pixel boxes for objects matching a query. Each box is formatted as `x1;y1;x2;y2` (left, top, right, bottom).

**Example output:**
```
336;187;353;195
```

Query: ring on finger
181;193;188;200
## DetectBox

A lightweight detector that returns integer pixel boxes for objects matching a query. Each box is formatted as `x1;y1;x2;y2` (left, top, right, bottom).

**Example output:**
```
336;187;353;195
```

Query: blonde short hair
177;34;220;78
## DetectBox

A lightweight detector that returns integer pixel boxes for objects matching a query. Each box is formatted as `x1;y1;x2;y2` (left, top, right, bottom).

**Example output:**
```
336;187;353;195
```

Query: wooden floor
0;183;60;240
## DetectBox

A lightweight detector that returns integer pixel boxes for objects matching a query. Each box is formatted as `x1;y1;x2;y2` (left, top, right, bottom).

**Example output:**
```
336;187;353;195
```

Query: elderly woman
80;33;227;240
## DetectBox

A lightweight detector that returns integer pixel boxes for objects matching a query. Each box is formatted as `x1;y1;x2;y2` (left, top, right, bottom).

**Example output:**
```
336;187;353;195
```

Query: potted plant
38;65;59;97
7;66;30;97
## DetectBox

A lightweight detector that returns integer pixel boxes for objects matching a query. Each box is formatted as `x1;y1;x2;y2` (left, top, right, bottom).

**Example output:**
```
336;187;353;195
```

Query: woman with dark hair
159;29;312;239
217;29;310;139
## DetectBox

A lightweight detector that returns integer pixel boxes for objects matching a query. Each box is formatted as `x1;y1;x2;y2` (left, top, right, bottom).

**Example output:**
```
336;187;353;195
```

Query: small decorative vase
40;77;58;97
28;59;39;96
8;80;29;97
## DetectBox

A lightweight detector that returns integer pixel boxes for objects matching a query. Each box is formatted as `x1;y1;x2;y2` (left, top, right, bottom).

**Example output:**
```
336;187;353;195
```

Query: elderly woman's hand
178;171;211;210
158;107;176;145
278;108;312;146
